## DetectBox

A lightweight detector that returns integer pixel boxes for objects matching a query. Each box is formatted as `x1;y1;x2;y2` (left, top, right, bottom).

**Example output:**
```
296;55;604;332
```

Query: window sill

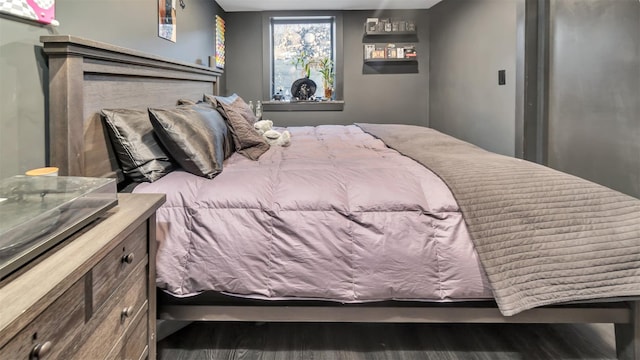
262;100;344;111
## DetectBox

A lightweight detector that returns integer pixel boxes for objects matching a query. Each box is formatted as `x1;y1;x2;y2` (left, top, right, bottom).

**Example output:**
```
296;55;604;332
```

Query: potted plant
292;51;312;78
317;57;334;99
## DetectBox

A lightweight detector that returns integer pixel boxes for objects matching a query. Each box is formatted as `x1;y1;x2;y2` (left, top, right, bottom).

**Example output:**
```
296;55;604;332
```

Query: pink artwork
0;0;57;25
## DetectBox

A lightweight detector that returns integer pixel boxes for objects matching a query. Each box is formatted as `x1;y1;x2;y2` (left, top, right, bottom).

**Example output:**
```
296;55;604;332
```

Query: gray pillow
176;98;198;106
203;92;238;106
147;105;231;179
101;108;175;182
215;97;270;161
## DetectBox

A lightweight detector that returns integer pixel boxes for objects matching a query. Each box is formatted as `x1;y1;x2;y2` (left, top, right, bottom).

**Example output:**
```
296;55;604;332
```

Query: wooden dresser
0;193;165;360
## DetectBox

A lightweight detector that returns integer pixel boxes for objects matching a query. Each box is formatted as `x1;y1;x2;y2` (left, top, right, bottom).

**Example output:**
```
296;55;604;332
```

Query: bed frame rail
160;303;631;324
161;302;639;359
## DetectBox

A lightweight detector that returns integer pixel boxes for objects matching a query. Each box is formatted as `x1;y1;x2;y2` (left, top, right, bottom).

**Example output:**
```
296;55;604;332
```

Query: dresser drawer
0;279;85;360
92;223;147;312
106;311;148;360
72;262;147;360
122;311;148;360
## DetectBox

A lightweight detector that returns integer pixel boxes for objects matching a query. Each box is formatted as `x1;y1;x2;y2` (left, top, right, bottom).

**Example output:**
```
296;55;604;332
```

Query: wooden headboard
41;35;222;181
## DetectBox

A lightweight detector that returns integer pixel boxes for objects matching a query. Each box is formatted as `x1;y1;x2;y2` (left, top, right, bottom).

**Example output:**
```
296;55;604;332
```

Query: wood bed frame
41;35;640;359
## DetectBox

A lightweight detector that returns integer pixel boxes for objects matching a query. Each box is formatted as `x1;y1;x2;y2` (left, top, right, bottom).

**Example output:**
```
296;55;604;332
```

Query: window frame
262;11;344;110
270;16;334;99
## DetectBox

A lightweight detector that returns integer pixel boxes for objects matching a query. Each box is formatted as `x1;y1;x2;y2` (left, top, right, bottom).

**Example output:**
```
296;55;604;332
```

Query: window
269;16;337;101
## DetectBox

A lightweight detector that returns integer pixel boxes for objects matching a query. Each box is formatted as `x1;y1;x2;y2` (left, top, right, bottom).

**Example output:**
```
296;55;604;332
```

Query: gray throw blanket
357;123;640;316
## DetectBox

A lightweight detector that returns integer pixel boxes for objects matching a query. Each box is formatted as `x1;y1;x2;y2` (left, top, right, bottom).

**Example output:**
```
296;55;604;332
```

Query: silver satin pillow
101;109;175;182
148;106;230;179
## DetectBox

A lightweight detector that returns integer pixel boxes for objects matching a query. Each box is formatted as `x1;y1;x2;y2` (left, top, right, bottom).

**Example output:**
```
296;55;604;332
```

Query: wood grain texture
70;261;148;360
0;279;85;360
47;54;84;176
104;301;150;360
123;312;149;360
148;212;158;360
158;321;618;360
92;222;147;312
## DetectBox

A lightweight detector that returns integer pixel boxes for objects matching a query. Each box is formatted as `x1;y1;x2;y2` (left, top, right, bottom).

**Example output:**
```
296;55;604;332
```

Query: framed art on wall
158;0;176;42
0;0;57;25
215;15;225;69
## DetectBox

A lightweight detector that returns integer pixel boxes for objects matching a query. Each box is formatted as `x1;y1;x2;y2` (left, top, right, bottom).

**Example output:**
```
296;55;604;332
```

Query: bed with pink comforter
135;125;493;303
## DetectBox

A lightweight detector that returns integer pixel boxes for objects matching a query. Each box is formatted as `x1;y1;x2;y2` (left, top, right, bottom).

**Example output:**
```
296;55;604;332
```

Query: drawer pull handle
30;341;53;359
122;253;135;264
122;306;134;319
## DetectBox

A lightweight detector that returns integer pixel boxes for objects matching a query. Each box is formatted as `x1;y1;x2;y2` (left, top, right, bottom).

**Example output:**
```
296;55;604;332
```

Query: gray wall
0;19;49;180
547;0;640;198
224;10;430;127
0;0;224;179
429;0;520;156
223;12;263;104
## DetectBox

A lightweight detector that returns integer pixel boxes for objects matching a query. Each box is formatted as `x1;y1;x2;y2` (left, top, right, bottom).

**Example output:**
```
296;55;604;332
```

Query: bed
41;35;640;359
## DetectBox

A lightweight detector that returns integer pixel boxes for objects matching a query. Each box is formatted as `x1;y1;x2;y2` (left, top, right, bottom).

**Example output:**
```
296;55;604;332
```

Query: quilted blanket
135;125;493;303
357;123;640;316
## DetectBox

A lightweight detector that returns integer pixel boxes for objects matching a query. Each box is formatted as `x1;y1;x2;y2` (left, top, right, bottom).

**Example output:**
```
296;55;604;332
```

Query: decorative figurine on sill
290;51;316;101
273;88;284;101
291;78;316;101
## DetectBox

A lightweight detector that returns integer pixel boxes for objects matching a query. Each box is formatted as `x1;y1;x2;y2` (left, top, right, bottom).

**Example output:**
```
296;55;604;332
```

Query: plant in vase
317;57;335;100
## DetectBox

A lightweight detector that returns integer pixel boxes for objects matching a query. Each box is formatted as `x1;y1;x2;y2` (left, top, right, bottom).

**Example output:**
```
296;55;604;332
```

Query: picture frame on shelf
366;18;378;32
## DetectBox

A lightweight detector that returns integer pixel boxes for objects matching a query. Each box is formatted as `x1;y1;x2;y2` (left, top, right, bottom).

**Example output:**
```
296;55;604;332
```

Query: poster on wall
215;15;225;69
0;0;57;25
158;0;176;42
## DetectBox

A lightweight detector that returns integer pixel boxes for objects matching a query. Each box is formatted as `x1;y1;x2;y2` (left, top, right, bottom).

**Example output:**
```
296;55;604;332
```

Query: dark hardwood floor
158;322;617;359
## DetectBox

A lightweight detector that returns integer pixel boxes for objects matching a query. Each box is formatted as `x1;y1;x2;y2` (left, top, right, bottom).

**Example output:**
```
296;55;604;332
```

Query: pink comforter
135;125;492;302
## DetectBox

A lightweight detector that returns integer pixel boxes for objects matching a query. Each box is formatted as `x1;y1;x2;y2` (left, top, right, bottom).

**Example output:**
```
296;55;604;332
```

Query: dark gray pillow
147;105;231;179
101;108;175;182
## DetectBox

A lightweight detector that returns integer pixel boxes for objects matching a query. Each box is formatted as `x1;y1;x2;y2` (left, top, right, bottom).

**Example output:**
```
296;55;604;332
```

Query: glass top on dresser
0;176;118;279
